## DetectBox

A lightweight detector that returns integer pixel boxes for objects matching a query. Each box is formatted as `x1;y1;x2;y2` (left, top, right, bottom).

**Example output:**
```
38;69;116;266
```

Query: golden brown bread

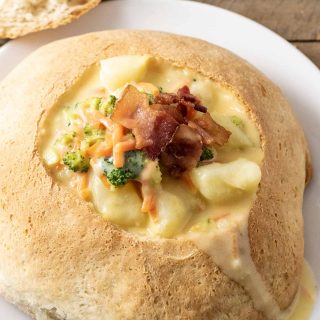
0;0;101;39
0;30;310;319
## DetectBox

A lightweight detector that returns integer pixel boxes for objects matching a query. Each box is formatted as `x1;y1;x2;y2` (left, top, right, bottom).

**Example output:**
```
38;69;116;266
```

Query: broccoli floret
200;147;214;161
90;97;102;110
83;124;104;146
144;92;154;105
124;150;146;176
106;168;136;187
63;150;89;172
63;106;80;126
231;115;243;127
78;97;101;110
99;95;117;116
100;150;146;187
55;131;76;147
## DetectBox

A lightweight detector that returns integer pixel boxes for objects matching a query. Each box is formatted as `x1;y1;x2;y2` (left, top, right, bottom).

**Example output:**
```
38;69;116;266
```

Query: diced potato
190;79;215;108
43;148;60;167
149;190;191;238
135;82;160;96
190;158;261;203
162;177;203;212
100;55;151;91
213;113;253;148
90;175;146;227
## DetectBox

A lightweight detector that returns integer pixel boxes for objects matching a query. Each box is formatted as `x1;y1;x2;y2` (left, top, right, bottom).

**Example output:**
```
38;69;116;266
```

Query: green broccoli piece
63;150;89;172
231;115;243;127
106;168;136;187
90;97;102;110
124;150;146;176
63;106;80;126
100;150;146;187
83;124;104;146
200;147;214;161
55;131;76;147
144;92;154;105
99;95;117;116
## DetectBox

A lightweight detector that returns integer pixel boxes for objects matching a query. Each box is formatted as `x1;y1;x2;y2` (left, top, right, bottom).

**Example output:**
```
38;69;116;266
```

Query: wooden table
198;0;320;68
1;0;319;68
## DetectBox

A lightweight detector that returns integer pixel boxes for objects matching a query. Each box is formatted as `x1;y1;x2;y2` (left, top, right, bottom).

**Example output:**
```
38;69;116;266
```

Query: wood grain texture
293;42;320;68
197;0;320;40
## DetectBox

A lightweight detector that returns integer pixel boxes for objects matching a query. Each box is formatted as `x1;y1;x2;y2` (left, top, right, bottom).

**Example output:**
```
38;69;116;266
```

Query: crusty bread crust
0;0;101;39
0;30;310;319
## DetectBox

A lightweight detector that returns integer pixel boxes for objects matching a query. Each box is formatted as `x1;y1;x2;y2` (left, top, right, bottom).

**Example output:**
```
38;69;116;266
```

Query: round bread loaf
0;0;101;39
0;30;310;319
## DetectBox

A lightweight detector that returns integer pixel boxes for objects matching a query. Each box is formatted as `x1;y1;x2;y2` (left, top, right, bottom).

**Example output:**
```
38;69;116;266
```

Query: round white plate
0;0;319;319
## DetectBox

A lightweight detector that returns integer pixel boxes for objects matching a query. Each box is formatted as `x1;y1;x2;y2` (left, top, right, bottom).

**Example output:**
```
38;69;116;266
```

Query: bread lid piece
0;0;101;39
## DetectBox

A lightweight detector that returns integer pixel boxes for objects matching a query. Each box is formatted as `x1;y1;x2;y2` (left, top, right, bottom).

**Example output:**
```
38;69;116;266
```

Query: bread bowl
0;30;311;319
0;0;101;39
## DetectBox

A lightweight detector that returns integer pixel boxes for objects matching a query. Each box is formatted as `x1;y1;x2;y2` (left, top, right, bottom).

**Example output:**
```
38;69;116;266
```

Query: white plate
0;0;319;319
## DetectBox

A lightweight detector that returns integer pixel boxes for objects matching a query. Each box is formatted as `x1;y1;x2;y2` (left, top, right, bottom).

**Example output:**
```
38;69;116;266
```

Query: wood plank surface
293;42;320;68
197;0;320;40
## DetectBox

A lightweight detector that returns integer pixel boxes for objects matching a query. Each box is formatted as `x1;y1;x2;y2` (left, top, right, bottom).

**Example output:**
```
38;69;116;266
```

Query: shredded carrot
212;212;230;221
141;183;157;218
94;146;113;158
112;123;124;146
78;173;91;201
100;175;111;190
181;172;197;194
72;126;85;148
104;132;113;148
113;137;136;168
232;233;240;260
80;109;105;128
85;142;100;157
54;162;64;171
86;141;112;158
79;108;88;123
100;117;114;132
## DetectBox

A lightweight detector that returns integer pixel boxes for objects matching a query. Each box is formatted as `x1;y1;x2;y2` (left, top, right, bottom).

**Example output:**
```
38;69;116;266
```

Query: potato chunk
190;158;261;203
90;175;146;227
100;55;151;91
149;190;191;238
213;114;254;148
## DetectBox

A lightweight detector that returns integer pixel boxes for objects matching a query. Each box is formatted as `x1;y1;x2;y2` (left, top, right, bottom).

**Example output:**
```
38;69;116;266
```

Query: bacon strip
189;113;231;146
111;85;179;159
154;85;204;121
160;124;203;177
111;84;230;176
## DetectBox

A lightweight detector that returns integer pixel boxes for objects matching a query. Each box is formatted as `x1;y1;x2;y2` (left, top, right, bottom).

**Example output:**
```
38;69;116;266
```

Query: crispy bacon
189;113;231;146
111;84;230;176
111;85;179;159
160;124;202;177
151;104;186;124
154;92;179;105
154;85;206;121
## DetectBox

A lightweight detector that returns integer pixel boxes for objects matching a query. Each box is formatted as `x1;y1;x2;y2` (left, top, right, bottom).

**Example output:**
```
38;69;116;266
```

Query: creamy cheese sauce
39;55;315;320
288;262;316;320
41;57;263;237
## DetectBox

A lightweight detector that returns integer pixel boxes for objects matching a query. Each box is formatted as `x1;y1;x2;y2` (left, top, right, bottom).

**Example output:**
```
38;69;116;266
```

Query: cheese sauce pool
39;55;315;319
